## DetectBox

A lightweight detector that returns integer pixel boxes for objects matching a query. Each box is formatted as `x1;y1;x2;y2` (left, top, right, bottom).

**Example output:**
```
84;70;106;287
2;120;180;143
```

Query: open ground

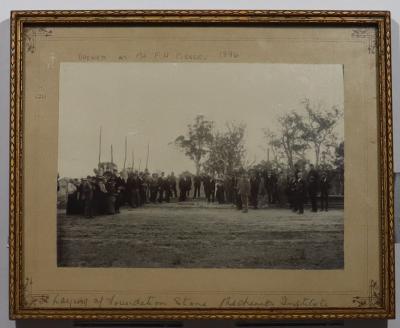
57;201;343;269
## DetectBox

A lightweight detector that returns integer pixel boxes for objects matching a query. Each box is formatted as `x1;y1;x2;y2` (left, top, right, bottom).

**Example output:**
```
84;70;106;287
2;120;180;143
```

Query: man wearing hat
238;169;251;213
320;171;330;211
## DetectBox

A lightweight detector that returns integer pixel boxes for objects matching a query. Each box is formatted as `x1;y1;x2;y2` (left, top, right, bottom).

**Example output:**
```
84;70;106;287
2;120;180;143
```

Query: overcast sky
58;62;344;178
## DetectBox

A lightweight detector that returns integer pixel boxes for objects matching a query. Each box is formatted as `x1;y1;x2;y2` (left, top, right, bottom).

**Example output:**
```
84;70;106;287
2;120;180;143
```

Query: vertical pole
98;126;102;165
123;136;127;169
111;144;114;164
138;159;142;172
267;148;270;162
145;143;149;170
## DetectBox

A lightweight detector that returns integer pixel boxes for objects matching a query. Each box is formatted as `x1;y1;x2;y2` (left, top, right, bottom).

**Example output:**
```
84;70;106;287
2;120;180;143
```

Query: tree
263;111;308;170
204;122;246;175
333;140;344;195
174;115;214;175
333;140;344;170
301;98;343;167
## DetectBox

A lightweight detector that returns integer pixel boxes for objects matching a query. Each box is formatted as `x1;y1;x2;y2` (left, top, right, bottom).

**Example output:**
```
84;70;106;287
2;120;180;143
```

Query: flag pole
145;143;149;170
98;126;102;165
123;136;127;170
111;144;114;164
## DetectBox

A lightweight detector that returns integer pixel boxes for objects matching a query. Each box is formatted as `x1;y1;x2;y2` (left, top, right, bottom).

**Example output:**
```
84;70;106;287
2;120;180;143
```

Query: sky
58;62;344;178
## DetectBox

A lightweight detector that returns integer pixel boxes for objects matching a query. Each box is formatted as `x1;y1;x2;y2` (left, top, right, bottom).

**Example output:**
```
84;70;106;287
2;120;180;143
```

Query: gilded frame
9;10;395;320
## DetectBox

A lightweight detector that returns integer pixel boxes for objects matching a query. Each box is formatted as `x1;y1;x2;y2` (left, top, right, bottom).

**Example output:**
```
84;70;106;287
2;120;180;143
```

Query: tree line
173;98;344;175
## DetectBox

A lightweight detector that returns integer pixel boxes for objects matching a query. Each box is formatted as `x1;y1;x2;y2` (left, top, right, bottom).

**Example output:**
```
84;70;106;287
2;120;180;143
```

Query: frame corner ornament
352;280;382;308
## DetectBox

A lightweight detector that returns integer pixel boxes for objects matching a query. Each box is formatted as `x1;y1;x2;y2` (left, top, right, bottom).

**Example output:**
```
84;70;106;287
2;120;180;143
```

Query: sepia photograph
56;62;345;269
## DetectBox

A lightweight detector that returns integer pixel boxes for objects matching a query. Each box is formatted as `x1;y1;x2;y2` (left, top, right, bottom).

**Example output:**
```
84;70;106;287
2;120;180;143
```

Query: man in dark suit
127;173;140;208
295;171;306;214
157;172;165;203
178;174;186;201
185;175;192;198
208;176;215;202
320;172;330;211
169;172;177;198
203;174;211;201
265;171;274;204
233;172;242;210
138;173;146;206
115;174;126;213
250;171;260;209
238;170;251;213
193;175;202;199
149;173;159;203
162;173;171;203
307;164;319;212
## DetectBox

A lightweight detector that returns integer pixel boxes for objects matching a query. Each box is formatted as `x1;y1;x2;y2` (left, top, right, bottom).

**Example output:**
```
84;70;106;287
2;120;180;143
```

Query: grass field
57;201;343;269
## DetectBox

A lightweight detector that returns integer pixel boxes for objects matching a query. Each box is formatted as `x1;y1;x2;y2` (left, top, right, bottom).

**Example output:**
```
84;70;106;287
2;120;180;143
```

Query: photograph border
9;9;395;320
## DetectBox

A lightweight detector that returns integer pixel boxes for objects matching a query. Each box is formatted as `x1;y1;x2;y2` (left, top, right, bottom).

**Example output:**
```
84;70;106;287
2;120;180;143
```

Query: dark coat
184;176;192;190
307;169;319;194
295;178;306;201
81;181;94;200
250;176;260;194
320;177;330;194
179;177;186;190
193;175;201;187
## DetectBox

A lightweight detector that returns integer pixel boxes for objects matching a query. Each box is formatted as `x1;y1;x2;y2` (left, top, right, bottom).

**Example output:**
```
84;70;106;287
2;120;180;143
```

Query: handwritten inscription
174;297;208;307
53;294;89;307
29;293;328;309
219;296;274;308
78;54;107;62
219;296;327;308
219;50;240;59
77;49;240;62
176;53;207;61
108;295;167;307
34;93;47;100
24;278;329;310
280;296;328;308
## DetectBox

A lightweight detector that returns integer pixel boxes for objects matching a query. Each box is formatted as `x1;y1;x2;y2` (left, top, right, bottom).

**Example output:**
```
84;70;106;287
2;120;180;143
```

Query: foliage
174;115;214;175
334;141;344;171
203;122;246;175
263;99;343;170
263;111;308;170
175;101;344;177
301;98;343;167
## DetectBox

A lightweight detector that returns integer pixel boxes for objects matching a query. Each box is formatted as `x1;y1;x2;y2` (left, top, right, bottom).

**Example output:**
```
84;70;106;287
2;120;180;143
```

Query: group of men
62;164;332;218
203;165;331;214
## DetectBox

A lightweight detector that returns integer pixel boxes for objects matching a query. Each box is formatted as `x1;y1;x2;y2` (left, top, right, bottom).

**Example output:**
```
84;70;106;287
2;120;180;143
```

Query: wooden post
111;144;114;163
145;143;149;170
98;126;102;165
123;136;127;170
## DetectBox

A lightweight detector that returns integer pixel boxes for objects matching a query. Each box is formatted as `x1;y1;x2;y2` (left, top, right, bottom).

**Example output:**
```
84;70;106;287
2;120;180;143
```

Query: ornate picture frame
9;10;394;320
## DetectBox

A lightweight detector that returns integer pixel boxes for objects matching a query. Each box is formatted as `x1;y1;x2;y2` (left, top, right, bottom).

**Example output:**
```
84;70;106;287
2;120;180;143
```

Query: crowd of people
60;164;333;218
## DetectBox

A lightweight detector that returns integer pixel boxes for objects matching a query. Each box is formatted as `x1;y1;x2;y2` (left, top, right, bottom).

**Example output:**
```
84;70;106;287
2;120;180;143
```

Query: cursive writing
280;296;328;308
219;296;274;308
29;293;328;309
